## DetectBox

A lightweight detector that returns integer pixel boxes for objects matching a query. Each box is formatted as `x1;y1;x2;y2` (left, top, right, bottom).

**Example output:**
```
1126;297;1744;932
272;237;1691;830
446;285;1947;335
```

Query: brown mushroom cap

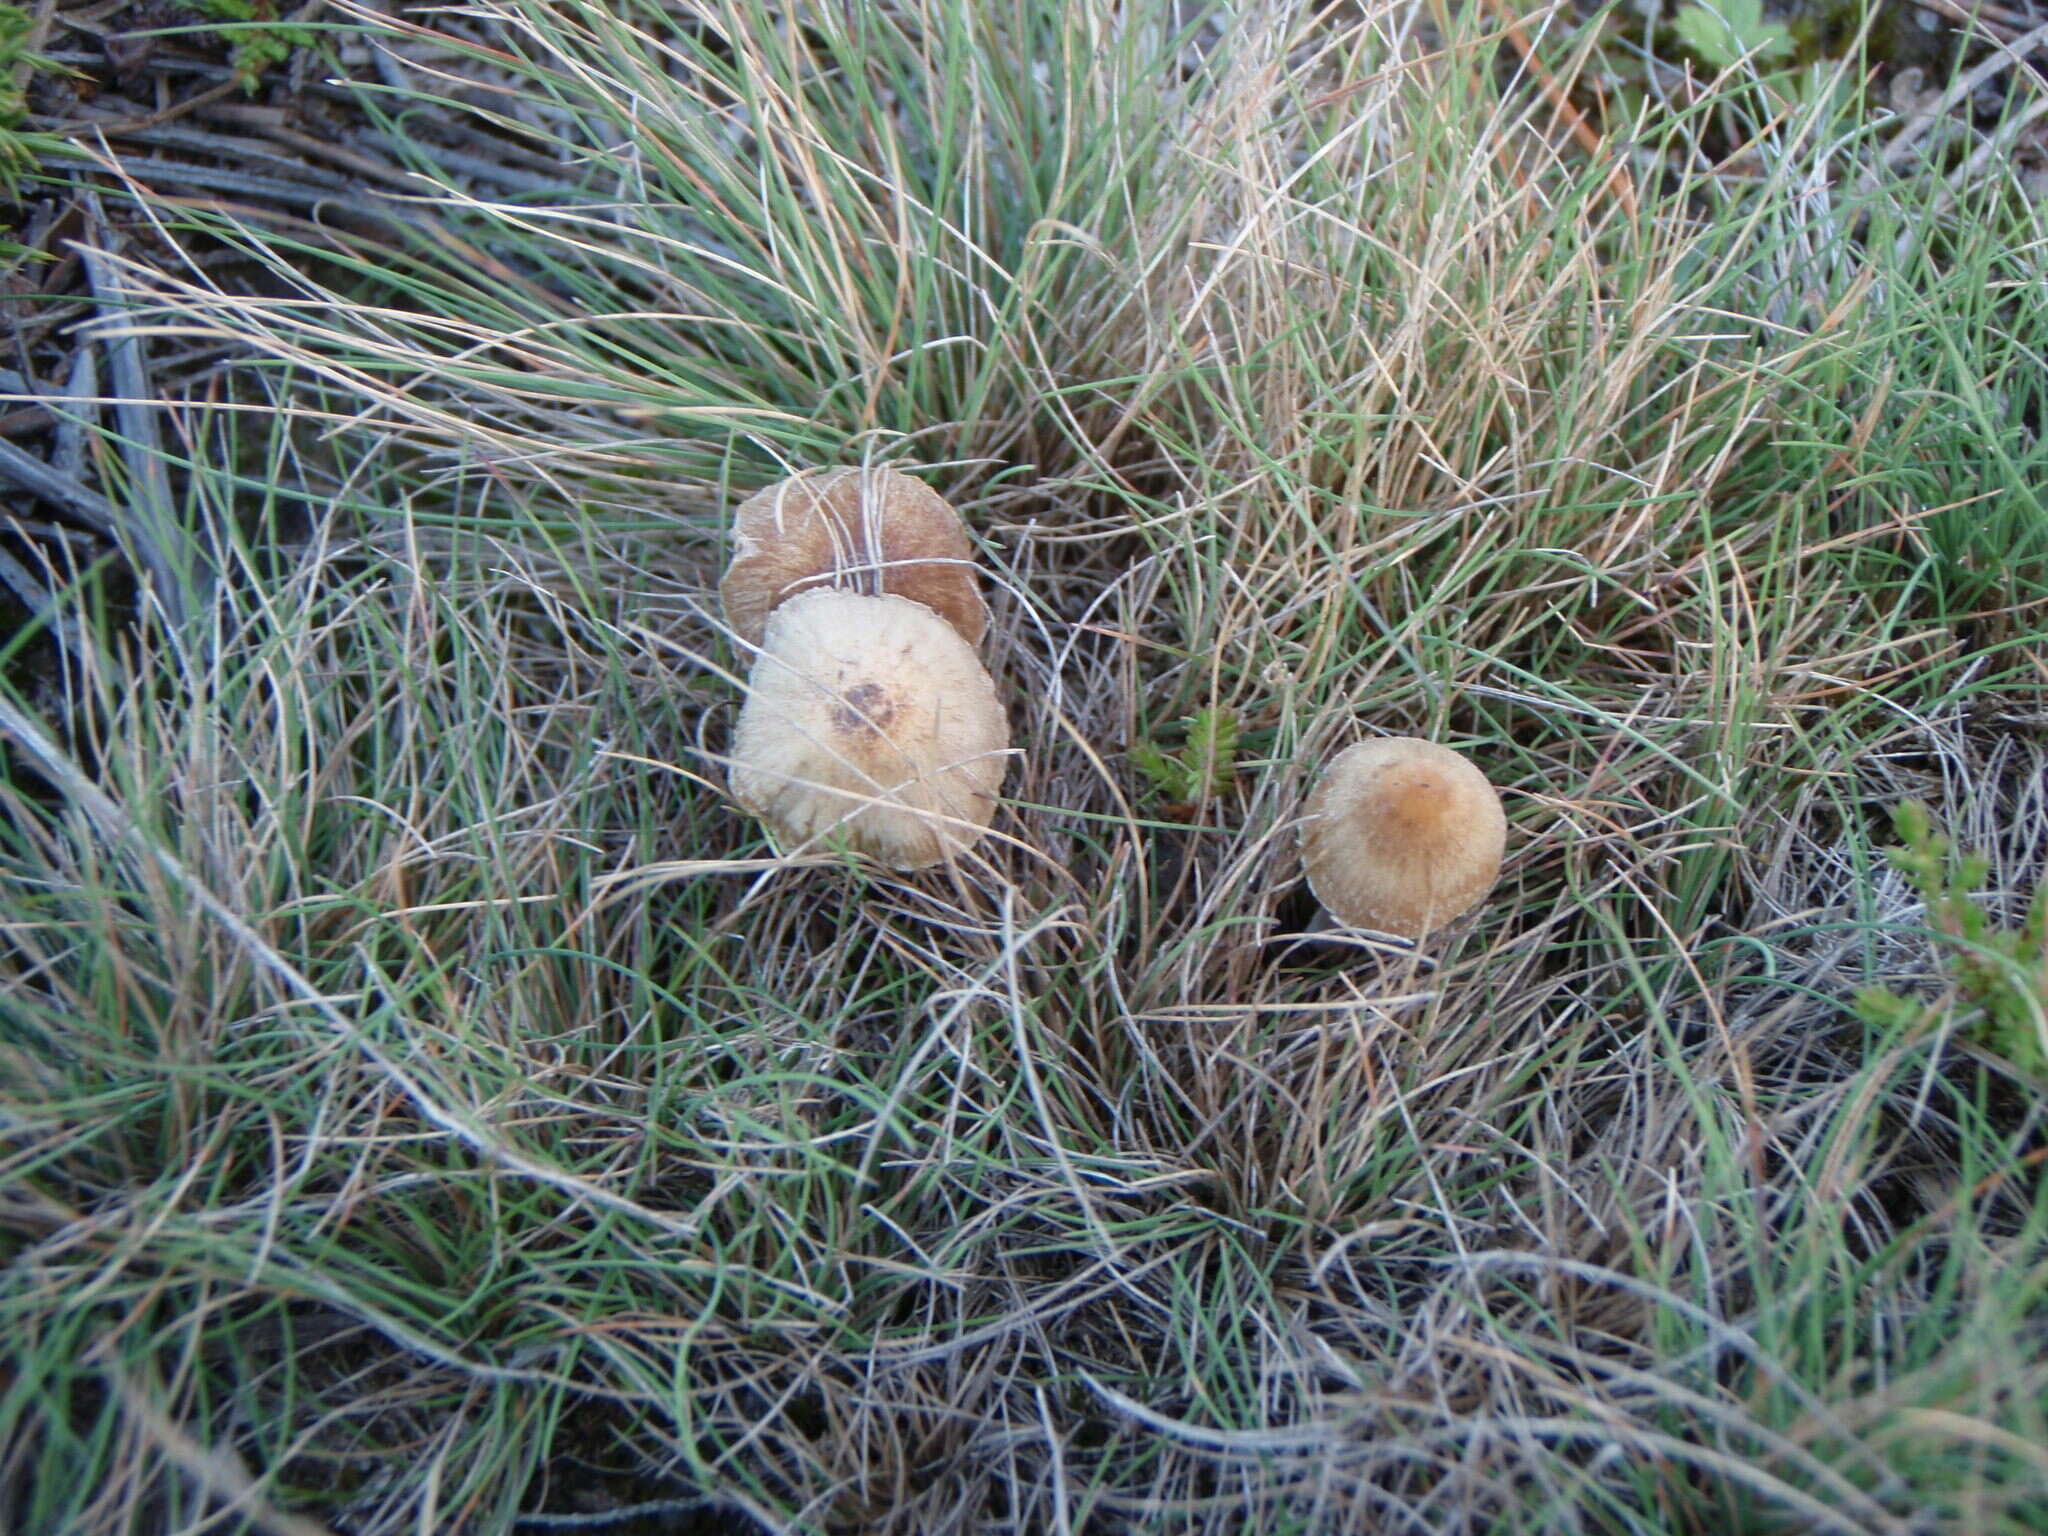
1298;737;1506;940
728;589;1011;869
720;466;988;649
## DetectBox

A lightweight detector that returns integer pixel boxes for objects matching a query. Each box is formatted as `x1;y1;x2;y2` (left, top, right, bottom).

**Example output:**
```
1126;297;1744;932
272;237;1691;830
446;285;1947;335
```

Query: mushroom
1297;737;1506;940
728;588;1011;869
720;466;988;649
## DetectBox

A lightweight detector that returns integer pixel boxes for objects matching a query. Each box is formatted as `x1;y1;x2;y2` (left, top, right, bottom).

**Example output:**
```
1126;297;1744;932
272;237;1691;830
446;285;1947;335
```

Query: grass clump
3;0;2047;1532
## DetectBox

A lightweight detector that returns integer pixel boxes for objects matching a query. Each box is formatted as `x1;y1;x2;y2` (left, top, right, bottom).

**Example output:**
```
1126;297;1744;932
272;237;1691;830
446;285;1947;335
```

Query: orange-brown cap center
1373;763;1456;841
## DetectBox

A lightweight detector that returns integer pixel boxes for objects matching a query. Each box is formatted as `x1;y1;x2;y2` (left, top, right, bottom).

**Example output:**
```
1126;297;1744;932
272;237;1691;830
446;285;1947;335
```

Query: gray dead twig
0;435;123;537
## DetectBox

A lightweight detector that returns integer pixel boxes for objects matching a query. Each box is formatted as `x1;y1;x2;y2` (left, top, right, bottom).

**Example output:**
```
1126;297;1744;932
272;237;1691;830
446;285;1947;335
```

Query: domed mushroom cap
720;466;988;649
728;589;1011;870
1298;737;1506;940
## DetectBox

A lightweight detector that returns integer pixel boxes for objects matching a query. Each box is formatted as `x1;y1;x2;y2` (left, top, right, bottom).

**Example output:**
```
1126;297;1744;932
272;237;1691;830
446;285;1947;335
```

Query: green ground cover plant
1130;707;1240;809
181;0;319;95
2;0;2045;1531
1859;800;2047;1075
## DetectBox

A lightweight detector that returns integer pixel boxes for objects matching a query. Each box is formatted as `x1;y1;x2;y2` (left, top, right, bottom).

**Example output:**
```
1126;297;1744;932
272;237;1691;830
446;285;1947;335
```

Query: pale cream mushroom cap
720;466;988;649
728;589;1011;870
1298;737;1506;940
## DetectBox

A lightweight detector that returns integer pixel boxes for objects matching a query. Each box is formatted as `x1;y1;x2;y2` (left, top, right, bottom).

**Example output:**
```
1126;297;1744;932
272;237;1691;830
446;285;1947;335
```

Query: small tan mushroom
1298;737;1506;940
728;589;1011;869
720;466;988;649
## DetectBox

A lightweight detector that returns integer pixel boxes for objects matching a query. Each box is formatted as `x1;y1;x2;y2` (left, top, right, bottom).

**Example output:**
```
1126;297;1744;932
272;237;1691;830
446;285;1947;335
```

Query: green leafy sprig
1856;800;2047;1075
1130;707;1240;806
1672;0;1791;73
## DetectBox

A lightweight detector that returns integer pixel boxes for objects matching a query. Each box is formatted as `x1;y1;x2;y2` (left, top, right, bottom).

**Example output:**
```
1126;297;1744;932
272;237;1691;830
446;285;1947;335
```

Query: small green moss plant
1856;800;2047;1075
1130;706;1239;809
184;0;314;93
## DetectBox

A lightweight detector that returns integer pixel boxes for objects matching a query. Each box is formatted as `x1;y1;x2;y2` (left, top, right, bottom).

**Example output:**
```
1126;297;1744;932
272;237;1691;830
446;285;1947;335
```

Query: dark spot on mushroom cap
832;680;898;737
728;590;1012;870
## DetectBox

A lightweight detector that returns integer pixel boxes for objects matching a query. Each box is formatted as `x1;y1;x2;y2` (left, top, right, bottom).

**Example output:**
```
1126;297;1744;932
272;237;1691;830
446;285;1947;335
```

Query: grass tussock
3;0;2047;1531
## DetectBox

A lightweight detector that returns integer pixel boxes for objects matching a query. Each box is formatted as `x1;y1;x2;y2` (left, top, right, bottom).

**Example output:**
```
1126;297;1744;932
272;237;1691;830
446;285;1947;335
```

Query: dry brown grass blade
1477;0;1638;218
